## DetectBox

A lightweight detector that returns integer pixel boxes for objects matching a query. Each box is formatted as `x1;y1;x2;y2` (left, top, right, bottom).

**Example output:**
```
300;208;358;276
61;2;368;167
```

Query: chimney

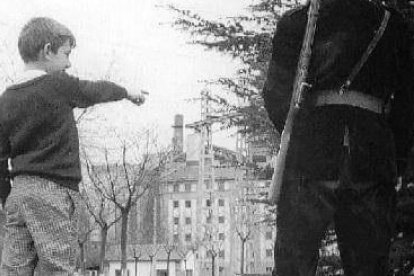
172;114;184;153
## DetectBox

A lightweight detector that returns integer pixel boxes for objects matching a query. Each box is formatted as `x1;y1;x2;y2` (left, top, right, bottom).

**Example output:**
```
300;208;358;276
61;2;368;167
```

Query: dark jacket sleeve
53;72;129;108
387;14;414;175
262;9;306;133
0;123;11;203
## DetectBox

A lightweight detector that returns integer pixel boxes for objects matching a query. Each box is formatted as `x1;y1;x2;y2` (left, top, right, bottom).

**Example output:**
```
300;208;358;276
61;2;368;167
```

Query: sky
0;0;255;158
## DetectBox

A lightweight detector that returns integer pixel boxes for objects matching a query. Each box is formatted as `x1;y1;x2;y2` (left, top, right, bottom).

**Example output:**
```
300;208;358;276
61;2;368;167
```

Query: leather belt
312;90;385;114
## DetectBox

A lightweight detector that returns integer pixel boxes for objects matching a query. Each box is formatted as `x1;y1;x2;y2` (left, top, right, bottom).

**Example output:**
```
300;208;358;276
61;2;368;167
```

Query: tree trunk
192;249;198;276
134;257;138;276
79;241;86;276
240;240;245;276
99;226;108;276
166;252;171;276
211;255;216;276
150;196;158;276
121;210;129;276
149;256;154;276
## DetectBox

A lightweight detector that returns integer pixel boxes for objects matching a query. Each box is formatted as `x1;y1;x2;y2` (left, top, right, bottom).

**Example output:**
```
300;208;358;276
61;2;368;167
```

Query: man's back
263;0;414;175
264;2;414;275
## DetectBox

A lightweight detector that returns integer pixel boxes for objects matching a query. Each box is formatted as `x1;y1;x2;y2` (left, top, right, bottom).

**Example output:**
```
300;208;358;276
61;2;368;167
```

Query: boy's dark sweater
0;72;128;198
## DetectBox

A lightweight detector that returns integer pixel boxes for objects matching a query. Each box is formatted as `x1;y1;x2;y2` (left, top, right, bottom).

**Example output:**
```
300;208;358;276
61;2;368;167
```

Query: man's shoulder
283;5;306;19
277;5;308;30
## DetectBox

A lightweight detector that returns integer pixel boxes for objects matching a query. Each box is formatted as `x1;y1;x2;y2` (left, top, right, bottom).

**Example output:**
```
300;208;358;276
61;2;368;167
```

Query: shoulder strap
340;9;391;94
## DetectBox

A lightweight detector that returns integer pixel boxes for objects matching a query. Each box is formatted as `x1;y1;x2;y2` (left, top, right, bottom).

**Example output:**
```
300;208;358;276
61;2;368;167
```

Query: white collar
14;70;46;85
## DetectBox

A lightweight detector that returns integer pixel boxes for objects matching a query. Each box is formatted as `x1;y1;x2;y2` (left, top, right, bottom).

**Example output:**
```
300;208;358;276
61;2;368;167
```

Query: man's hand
127;90;147;106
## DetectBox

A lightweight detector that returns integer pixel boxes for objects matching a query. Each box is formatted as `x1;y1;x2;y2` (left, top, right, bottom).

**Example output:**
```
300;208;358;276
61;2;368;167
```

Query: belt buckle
339;81;350;95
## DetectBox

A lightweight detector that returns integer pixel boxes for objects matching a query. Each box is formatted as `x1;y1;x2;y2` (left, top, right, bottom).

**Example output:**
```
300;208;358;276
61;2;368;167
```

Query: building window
218;199;224;206
218;216;225;223
219;250;225;258
206;215;212;224
173;184;179;192
173;234;179;243
266;267;273;273
185;217;192;225
156;270;167;276
266;231;272;240
185;200;191;208
218;181;225;191
115;270;130;276
173;200;179;208
205;180;212;190
185;183;192;192
186;270;193;276
266;249;273;257
185;233;192;242
174;217;179;225
219;233;225;240
206;199;211;207
219;267;224;275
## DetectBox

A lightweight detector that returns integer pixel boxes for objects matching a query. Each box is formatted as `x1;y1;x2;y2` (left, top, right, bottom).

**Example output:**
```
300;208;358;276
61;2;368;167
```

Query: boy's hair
18;17;76;63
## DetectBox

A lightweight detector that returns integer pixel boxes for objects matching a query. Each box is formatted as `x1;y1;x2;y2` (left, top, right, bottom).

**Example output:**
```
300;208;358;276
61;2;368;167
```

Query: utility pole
186;87;246;276
186;87;218;276
150;187;158;276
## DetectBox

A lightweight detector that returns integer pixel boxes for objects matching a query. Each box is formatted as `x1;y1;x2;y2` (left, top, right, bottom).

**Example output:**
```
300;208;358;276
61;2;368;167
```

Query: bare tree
234;197;258;276
80;178;122;276
200;225;224;276
130;244;143;276
163;238;178;276
147;244;161;276
76;200;96;275
83;131;165;276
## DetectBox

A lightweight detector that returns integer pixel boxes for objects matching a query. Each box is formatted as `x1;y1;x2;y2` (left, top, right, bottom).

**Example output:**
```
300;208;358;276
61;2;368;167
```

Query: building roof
165;161;245;182
105;244;184;262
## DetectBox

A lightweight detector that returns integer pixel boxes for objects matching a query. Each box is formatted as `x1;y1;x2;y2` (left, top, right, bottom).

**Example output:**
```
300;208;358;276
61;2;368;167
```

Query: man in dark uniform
263;0;414;275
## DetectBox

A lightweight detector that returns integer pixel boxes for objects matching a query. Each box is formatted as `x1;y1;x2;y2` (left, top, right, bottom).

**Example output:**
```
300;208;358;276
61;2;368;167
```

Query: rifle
268;0;320;205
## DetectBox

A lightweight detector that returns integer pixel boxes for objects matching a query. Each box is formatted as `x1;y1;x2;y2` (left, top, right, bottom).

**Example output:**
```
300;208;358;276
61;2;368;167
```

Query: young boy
0;17;146;275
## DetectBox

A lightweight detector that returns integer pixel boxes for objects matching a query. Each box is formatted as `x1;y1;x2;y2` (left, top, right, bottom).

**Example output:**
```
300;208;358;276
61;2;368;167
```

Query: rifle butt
267;138;289;205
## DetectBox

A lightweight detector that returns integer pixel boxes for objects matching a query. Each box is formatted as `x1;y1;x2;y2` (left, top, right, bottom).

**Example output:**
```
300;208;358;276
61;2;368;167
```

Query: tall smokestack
172;114;184;153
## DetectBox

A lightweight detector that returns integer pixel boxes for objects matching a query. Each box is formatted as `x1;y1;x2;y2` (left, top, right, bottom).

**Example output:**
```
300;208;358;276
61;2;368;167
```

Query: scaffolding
185;84;263;271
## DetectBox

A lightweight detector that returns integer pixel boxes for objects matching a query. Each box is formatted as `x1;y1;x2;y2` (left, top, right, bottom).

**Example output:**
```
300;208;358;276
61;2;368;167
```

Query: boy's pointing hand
127;90;148;106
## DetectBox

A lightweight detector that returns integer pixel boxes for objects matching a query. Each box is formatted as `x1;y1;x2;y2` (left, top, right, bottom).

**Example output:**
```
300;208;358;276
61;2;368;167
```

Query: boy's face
44;40;72;73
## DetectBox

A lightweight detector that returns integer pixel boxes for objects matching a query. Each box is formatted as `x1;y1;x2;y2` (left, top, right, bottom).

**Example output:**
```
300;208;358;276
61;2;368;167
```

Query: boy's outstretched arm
52;72;147;108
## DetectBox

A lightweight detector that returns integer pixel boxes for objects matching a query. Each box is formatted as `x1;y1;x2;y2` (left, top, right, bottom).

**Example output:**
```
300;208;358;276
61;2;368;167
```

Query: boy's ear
43;43;53;60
